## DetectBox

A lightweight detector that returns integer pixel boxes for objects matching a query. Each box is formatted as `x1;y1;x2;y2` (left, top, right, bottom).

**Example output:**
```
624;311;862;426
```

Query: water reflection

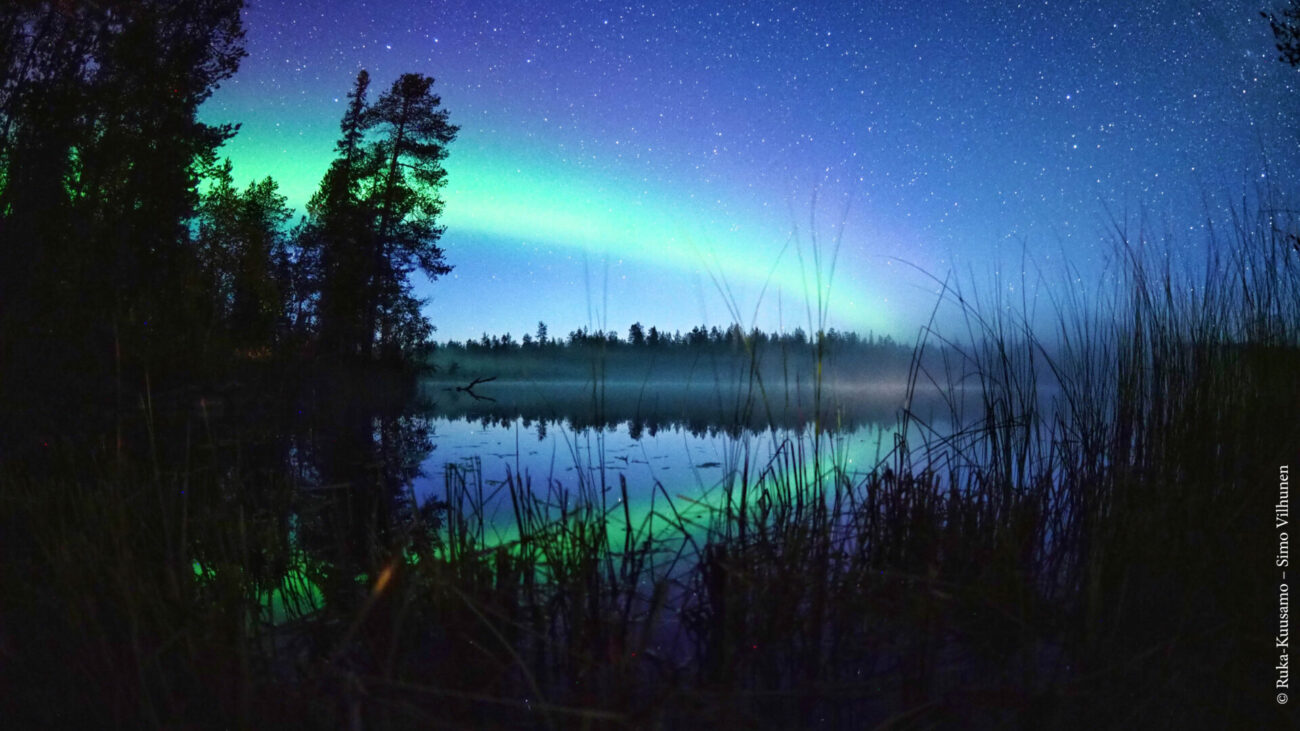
419;378;923;436
233;375;944;616
277;375;442;623
410;379;943;513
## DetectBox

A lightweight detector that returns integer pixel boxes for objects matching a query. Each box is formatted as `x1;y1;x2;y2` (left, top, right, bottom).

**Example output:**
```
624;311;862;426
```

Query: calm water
409;379;955;524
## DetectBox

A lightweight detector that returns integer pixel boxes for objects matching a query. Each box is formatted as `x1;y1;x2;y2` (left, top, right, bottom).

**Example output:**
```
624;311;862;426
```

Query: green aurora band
217;129;902;336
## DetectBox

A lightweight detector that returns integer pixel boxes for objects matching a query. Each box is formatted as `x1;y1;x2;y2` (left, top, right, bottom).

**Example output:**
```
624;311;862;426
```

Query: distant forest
431;322;915;384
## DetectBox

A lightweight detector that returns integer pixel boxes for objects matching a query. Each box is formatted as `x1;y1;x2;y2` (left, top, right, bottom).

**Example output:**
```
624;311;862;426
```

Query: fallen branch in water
448;375;498;401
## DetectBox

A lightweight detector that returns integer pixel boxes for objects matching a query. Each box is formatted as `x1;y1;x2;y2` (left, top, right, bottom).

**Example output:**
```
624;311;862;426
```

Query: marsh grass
3;194;1298;728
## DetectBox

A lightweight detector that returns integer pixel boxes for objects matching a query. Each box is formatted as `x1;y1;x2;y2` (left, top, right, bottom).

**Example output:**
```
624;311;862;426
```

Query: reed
2;192;1295;728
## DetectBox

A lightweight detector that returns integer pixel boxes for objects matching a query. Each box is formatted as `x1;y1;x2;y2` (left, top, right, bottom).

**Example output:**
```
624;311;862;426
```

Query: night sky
200;0;1300;343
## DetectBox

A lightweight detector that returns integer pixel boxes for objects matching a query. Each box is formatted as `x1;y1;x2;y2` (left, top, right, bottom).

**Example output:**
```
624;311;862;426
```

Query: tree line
442;321;904;352
431;321;914;383
0;2;457;434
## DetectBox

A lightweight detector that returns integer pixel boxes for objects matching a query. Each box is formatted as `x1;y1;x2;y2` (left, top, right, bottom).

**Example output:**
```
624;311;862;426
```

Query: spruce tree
196;161;293;355
302;70;377;359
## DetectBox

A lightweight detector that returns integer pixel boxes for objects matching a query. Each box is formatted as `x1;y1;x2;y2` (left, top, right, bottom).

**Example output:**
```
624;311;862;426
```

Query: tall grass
3;192;1297;728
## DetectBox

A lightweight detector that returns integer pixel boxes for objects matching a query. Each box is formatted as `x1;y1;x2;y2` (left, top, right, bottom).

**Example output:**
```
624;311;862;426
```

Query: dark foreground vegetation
3;1;1300;729
1;0;457;454
4;202;1298;729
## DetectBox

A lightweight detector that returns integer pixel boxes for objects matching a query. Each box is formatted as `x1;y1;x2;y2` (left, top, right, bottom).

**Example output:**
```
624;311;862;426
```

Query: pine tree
363;72;459;360
302;70;457;362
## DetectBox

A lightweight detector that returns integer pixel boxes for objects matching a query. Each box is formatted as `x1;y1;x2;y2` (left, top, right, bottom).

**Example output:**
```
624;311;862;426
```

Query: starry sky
200;0;1300;343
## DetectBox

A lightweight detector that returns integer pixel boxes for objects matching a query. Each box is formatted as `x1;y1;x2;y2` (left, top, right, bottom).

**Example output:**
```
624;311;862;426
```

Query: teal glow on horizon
215;127;909;338
201;0;1300;343
439;146;901;336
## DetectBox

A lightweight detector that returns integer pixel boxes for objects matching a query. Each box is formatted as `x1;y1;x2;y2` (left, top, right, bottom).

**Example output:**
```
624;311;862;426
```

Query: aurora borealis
201;0;1300;342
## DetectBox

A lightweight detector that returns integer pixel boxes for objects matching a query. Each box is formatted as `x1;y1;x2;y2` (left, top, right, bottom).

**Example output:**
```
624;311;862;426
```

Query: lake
408;378;959;539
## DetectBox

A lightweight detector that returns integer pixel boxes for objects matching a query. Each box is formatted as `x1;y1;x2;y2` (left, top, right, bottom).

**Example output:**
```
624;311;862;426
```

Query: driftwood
448;375;497;401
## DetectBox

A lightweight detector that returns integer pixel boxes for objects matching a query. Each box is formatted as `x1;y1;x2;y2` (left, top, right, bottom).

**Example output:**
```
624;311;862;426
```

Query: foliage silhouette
0;0;246;438
300;70;458;363
1264;1;1300;67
